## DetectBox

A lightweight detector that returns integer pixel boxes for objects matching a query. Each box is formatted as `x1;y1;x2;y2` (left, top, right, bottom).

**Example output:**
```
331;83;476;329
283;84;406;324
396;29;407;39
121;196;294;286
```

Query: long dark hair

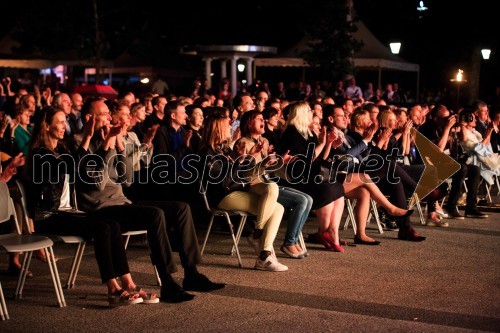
29;106;66;156
25;106;67;184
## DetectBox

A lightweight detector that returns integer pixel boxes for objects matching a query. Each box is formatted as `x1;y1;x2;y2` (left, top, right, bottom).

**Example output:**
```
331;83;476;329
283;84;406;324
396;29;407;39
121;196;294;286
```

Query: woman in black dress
279;102;413;252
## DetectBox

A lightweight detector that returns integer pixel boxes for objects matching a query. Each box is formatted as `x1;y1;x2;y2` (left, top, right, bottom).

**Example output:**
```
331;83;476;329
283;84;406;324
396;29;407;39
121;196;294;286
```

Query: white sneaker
246;235;260;255
255;255;288;272
426;219;449;227
435;209;449;219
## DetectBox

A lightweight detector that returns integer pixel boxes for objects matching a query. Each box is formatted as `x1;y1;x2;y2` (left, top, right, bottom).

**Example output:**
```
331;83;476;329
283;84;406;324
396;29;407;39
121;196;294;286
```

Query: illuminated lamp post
389;42;401;54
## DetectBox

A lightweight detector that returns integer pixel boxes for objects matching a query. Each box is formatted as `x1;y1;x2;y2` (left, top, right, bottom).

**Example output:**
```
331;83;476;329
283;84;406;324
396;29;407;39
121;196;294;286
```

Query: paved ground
1;201;499;332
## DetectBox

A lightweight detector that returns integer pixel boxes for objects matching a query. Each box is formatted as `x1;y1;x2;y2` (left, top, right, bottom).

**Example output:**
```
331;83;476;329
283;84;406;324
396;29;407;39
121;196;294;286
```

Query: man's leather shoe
464;207;488;219
354;235;381;245
444;207;465;220
161;283;195;303
398;228;426;242
183;273;226;292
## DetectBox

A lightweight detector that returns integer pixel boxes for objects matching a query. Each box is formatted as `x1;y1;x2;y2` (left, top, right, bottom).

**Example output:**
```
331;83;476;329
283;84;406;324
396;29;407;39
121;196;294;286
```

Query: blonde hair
285;101;312;138
201;115;230;152
350;110;370;131
378;109;395;128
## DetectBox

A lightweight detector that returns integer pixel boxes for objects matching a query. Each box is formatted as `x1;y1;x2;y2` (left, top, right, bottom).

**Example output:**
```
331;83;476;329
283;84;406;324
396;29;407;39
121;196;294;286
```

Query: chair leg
298;232;307;253
495;175;500;196
15;251;33;300
485;182;492;203
46;246;66;307
0;281;9;320
65;242;86;289
231;216;247;256
71;242;86;288
123;235;131;250
200;214;216;256
410;194;426;225
415;197;426;226
348;199;357;235
225;213;243;268
370;199;384;234
153;265;162;287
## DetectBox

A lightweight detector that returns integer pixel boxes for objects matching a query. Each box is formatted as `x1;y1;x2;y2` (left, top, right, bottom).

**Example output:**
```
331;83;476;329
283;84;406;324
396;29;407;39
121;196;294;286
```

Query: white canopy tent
255;21;420;95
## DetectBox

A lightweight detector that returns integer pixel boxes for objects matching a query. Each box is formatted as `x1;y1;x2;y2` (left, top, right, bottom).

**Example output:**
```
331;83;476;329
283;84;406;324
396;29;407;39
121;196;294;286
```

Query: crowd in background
1;72;498;306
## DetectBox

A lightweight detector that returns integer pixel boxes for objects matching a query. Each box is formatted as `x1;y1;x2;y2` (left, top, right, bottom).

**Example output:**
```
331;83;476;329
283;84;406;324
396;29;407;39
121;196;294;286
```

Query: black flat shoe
353;236;381;245
183;274;226;292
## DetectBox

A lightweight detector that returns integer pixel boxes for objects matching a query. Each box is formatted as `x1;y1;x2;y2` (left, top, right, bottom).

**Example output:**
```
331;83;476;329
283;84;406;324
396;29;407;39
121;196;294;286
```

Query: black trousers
35;212;129;283
446;163;480;210
364;161;411;230
94;201;201;282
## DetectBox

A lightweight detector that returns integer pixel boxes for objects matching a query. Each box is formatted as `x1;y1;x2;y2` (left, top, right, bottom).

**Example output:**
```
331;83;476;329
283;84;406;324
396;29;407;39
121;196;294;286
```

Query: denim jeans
278;187;313;245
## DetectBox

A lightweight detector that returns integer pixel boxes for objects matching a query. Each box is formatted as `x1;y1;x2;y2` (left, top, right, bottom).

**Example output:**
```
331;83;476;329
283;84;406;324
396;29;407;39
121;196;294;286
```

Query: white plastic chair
0;181;66;311
0;281;8;320
199;183;254;268
14;179;87;290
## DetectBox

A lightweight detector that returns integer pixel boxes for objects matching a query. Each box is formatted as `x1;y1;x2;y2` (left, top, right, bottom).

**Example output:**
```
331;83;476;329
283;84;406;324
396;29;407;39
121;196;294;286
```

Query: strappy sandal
128;286;159;304
108;289;143;307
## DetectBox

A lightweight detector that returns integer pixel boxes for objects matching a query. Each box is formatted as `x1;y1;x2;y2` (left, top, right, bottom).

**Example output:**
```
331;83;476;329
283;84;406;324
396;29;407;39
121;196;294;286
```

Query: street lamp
389;42;401;54
481;49;491;60
237;64;245;72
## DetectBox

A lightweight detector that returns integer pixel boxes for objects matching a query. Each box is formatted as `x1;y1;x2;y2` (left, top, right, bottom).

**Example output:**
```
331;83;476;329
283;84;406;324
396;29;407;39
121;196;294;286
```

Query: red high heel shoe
331;243;345;253
316;232;332;249
322;231;348;246
322;232;346;252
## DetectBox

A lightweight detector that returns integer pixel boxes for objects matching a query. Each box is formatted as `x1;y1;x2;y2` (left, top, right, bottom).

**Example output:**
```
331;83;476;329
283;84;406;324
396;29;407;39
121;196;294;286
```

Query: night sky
0;0;497;96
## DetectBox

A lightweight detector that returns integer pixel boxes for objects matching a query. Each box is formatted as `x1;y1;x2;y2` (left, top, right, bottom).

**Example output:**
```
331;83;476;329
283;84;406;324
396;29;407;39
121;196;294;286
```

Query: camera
459;112;474;123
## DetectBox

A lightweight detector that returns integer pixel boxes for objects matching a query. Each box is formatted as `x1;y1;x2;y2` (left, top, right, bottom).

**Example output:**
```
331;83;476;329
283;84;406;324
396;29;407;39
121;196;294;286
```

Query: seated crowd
0;76;497;307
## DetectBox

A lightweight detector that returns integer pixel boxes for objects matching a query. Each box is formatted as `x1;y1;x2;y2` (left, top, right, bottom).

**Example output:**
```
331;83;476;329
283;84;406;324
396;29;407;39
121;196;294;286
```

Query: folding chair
199;183;254;268
0;181;66;308
343;198;358;234
479;174;500;203
122;230;161;286
0;281;8;320
343;198;384;234
408;192;426;225
14;179;87;290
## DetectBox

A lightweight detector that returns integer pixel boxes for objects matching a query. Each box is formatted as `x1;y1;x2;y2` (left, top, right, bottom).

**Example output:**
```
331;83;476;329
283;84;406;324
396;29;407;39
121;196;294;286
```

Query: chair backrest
0;181;21;234
13;179;33;235
198;181;212;212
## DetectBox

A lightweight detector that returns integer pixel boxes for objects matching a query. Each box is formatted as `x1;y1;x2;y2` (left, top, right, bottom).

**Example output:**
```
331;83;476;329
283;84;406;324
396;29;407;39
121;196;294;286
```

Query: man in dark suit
324;106;425;241
473;100;490;137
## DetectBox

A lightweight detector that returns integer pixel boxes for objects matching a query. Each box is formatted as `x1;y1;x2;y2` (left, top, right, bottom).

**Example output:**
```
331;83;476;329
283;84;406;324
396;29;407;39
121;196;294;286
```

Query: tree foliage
296;0;363;82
